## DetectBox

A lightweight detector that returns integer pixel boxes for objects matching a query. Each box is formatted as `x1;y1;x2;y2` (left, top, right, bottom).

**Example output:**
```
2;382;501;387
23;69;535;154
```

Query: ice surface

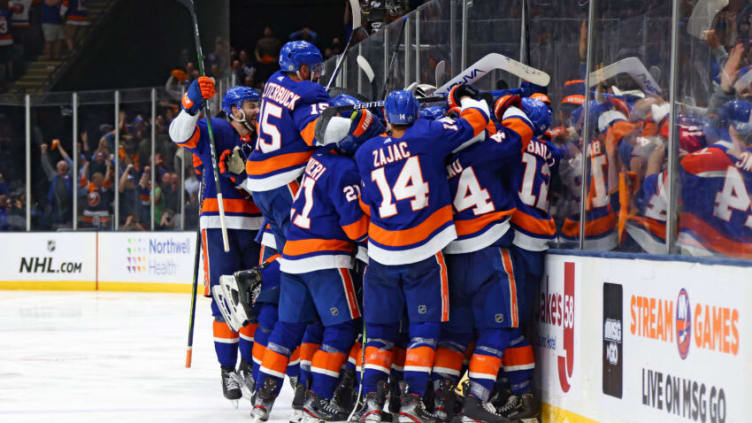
0;291;295;423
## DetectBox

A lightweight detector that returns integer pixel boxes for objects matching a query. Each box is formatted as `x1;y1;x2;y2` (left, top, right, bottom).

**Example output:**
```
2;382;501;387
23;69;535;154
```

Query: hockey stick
435;53;550;95
346;322;367;422
185;228;201;368
326;0;363;90
380;16;408;100
186;178;204;368
589;56;661;96
434;60;446;87
687;0;728;40
356;55;377;100
177;0;230;252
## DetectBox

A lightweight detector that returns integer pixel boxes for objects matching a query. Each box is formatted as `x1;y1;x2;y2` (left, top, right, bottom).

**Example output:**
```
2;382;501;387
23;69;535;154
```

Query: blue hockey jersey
679;141;752;259
280;148;368;273
244;71;330;192
355;100;489;265
445;107;534;254
169;113;262;231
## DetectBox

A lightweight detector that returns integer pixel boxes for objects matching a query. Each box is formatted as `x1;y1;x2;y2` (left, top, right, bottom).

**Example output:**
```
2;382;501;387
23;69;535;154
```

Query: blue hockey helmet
331;94;361;117
723;99;752;138
521;97;552;136
279;40;323;75
384;90;419;125
419;105;446;121
222;86;260;116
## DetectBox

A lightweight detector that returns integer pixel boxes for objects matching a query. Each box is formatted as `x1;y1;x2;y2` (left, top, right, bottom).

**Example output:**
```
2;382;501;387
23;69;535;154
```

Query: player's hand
336;109;385;155
447;84;480;109
493;94;522;122
40;143;48;153
181;76;216;115
219;147;245;183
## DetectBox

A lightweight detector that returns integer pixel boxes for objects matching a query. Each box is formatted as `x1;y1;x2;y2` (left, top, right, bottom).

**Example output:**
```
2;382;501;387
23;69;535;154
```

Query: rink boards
538;251;752;423
0;232;201;292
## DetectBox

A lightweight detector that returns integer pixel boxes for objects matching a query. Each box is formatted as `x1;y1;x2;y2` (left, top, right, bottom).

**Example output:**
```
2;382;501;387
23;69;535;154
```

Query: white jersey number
518;152;551;212
453;166;494;215
257;102;282;153
291;176;316;229
371;156;429;218
713;166;752;229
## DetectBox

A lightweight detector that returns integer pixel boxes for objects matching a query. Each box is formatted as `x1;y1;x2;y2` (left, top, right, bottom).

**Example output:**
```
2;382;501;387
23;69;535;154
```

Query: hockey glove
219;146;245;184
493;94;522;122
448;84;480;109
181;76;216;115
337;109;385;156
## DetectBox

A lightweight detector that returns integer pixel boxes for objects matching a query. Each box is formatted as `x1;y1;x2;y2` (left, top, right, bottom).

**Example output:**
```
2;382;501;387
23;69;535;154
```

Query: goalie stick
326;0;365;90
687;0;728;40
185;179;204;368
435;52;551;95
176;0;230;252
434;59;447;87
356;54;377;100
589;56;662;96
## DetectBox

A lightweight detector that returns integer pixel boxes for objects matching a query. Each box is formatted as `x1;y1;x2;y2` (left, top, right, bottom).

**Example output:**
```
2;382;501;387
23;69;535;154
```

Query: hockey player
251;107;384;423
242;40;330;251
352;87;490;423
497;97;559;421
678;99;752;259
168;78;263;401
430;94;533;423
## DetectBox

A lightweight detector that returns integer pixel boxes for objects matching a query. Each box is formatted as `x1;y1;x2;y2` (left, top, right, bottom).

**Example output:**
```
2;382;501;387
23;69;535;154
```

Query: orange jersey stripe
283;238;353;256
433;347;464;373
561;212;617;239
178;126;201;149
455;209;515;237
201;229;210;296
511;211;556;236
469;354;502;377
300;119;318;146
338;268;361;319
502;345;535;367
261;348;290;374
460;108;488;136
311;350;347;373
628;215;666;239
246;151;312;176
436;252;450;322
213;320;238;339
342;214;369;241
201;197;261;215
369;205;453;247
405;346;436;368
503;117;533;151
501;248;519;327
680;213;752;258
359;198;371;217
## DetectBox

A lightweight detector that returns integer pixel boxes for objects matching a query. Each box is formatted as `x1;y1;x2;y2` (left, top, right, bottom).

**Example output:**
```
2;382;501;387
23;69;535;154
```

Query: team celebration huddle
170;39;555;423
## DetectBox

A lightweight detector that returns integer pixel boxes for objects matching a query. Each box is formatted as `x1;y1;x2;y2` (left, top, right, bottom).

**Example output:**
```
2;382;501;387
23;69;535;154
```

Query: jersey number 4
713;166;752;229
371;156;429;218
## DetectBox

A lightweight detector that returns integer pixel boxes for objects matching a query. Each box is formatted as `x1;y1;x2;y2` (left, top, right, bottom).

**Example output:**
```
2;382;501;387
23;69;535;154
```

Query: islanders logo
676;288;692;360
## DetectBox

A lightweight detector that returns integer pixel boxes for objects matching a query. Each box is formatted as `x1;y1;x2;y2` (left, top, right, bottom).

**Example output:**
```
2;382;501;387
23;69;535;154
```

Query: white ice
0;291;295;423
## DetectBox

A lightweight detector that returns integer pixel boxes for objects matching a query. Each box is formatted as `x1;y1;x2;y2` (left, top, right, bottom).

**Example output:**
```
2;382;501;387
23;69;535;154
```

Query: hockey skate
398;384;437;423
331;367;357;414
459;395;513;423
350;380;389;422
221;366;243;401
252;377;280;422
235;360;256;400
496;392;540;423
291;380;307;423
302;390;351;423
432;379;457;422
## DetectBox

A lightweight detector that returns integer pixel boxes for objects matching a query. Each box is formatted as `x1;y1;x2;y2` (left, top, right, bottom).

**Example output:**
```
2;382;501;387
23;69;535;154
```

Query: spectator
118;163;140;225
0;171;7;196
208;36;228;77
40;140;73;228
41;0;63;60
61;0;87;54
0;1;20;81
121;212;145;231
0;193;8;230
161;172;179;212
254;26;281;65
6;191;25;230
9;0;36;59
289;27;318;44
165;67;189;102
159;207;176;230
80;163;113;229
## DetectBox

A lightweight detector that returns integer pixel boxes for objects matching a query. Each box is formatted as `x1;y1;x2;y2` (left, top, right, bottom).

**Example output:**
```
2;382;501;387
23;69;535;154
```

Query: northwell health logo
125;237;191;275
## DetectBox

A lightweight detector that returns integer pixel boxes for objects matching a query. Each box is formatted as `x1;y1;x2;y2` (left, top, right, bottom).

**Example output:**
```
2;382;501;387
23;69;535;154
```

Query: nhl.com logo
676;288;691;360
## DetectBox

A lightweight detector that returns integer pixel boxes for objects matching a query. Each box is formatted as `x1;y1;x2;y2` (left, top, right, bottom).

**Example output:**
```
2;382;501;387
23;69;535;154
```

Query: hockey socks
403;322;440;396
467;329;513;401
213;319;239;368
501;331;535;394
239;323;257;364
